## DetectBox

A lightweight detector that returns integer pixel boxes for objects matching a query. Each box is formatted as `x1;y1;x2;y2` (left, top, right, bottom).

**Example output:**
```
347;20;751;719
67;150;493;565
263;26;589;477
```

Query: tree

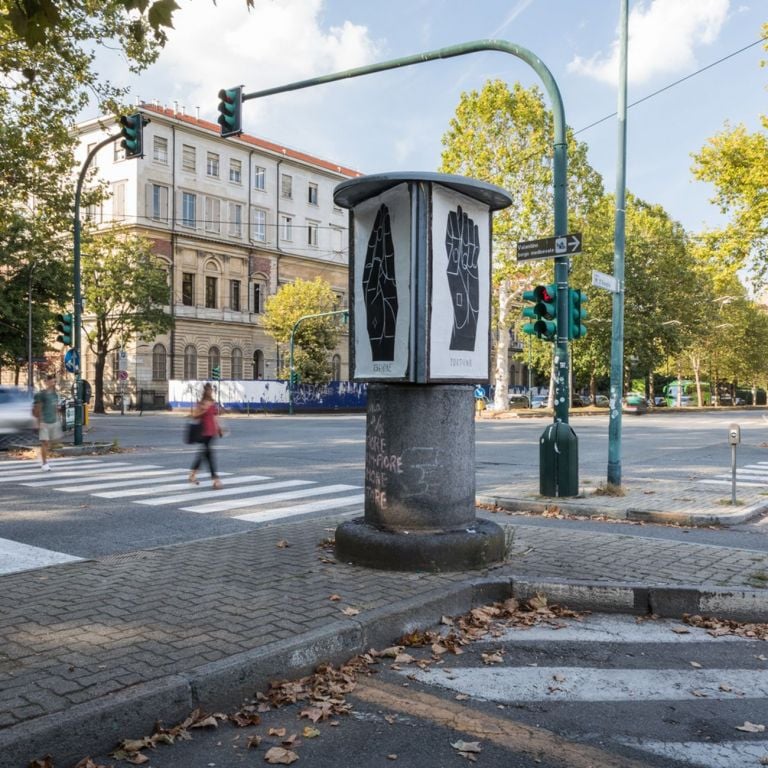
81;230;172;413
263;278;345;385
439;80;604;410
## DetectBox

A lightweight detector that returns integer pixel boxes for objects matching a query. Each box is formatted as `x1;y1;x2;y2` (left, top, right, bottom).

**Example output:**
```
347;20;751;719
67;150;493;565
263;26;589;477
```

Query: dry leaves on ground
451;740;482;762
736;721;765;733
264;746;299;764
684;614;768;641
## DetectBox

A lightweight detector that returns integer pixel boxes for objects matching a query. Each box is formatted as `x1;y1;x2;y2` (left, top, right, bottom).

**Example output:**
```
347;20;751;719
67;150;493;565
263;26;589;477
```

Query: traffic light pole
288;309;348;415
73;134;120;445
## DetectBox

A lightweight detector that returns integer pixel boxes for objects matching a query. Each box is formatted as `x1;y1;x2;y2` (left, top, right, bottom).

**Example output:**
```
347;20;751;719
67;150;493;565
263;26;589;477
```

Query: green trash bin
539;422;579;497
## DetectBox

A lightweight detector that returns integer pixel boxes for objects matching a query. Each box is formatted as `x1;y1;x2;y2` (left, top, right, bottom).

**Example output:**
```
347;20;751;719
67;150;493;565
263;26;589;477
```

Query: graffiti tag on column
445;205;480;352
365;403;402;508
363;204;398;361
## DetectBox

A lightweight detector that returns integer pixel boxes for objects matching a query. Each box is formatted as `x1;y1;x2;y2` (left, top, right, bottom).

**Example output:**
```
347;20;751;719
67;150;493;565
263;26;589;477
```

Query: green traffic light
119;113;144;158
569;288;588;340
56;312;73;346
218;86;243;137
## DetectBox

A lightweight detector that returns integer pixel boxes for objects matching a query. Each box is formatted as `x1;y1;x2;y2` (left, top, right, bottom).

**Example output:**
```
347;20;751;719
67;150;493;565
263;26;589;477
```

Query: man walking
33;374;60;471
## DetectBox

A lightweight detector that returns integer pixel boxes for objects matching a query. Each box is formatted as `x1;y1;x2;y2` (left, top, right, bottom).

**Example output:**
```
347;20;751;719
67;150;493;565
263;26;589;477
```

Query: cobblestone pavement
3;491;768;766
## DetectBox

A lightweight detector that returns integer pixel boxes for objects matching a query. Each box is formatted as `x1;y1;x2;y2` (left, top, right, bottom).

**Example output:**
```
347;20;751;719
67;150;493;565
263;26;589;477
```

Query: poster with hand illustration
429;185;490;379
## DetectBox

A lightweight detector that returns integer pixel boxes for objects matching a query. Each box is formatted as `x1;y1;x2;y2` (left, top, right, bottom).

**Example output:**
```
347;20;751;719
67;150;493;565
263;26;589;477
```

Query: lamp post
288;309;348;415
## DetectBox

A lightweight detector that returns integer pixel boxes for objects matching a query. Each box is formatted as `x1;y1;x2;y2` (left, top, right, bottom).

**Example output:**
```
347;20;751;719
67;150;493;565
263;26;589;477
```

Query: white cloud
567;0;730;85
137;0;379;121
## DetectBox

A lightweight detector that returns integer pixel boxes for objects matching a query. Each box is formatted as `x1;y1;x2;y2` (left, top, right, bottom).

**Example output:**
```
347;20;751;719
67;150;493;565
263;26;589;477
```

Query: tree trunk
493;278;510;412
94;350;107;414
690;353;702;407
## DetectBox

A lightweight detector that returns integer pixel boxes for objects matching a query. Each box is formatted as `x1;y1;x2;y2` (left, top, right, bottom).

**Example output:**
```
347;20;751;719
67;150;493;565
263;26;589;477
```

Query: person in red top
189;382;224;489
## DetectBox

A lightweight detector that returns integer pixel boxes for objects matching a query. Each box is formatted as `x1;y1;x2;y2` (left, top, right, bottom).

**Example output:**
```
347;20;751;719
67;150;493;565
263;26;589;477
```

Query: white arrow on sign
592;270;618;293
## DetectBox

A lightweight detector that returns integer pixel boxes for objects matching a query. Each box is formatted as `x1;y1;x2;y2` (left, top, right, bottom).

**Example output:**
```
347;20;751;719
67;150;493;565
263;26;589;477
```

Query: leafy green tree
263;278;345;385
439;80;604;409
81;229;172;413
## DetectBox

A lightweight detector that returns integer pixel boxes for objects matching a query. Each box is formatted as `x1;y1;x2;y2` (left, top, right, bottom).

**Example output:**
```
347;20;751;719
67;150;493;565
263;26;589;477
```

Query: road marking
0;463;153;483
352;677;649;768
182;484;359;514
16;465;163;486
619;739;768;767
137;479;314;506
701;479;768;487
0;458;103;469
403;666;768;702
0;536;82;576
92;474;262;498
233;493;364;522
54;469;208;492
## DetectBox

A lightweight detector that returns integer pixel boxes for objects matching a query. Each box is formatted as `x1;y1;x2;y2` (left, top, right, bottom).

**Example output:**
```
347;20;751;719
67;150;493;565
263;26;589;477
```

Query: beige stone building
75;103;359;407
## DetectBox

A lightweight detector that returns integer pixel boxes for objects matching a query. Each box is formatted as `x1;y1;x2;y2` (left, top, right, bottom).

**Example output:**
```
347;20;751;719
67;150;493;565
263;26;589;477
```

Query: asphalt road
1;408;768;570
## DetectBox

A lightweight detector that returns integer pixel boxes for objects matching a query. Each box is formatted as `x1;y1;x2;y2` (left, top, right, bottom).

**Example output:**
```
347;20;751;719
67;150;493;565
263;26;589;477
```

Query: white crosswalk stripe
0;458;363;527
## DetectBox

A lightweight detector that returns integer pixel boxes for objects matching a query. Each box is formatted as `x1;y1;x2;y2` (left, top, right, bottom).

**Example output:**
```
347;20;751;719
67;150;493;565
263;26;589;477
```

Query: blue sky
101;0;766;234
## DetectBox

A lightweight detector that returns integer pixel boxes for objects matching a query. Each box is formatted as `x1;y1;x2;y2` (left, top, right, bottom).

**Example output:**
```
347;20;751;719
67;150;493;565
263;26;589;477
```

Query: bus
663;379;711;407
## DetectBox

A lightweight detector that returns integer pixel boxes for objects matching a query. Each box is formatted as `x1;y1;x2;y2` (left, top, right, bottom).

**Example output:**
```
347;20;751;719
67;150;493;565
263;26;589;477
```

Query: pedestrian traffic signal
217;86;243;138
211;365;221;381
289;370;301;386
521;284;557;341
56;312;73;346
119;112;144;158
569;288;588;340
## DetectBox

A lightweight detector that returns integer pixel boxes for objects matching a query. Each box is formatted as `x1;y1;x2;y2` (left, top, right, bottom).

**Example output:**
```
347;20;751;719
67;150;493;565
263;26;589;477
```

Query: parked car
571;394;588;408
531;394;549;409
507;393;531;409
593;394;610;408
622;392;649;414
653;396;667;407
0;387;37;449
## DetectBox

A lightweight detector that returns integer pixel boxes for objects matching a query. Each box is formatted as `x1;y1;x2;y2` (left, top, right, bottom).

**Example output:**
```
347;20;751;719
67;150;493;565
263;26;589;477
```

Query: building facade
75;104;359;407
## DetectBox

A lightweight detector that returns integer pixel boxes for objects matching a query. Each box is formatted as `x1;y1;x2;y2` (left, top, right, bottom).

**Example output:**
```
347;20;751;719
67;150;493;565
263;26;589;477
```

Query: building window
231;347;243;379
205;276;217;309
332;354;341;381
331;226;343;252
307;220;319;247
153;136;168;164
182;272;195;306
84;201;102;223
253;165;266;190
253;283;263;314
253;349;264;379
204;197;221;233
86;143;99;170
111;350;119;380
112;181;126;221
280;215;293;241
228;202;242;237
308;183;318;205
281;173;292;199
229;158;242;183
152;343;167;380
251;208;266;242
230;279;241;312
183;345;197;380
206;151;220;177
182;144;196;172
113;142;125;162
149;183;169;221
207;346;220;379
181;192;196;228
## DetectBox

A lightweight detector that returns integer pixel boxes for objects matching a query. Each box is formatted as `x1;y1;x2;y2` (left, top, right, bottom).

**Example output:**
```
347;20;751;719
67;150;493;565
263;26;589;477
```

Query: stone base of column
335;517;506;572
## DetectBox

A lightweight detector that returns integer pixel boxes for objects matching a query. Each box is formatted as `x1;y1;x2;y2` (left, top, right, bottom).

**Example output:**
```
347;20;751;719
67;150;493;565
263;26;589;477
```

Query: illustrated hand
445;205;480;351
362;203;399;361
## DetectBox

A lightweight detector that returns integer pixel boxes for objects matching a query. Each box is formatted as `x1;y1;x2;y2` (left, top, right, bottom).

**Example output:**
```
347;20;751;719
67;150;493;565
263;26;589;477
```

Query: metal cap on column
333;172;512;571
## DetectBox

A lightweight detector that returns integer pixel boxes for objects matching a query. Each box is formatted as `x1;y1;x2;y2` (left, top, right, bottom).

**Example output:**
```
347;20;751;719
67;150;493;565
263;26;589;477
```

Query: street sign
118;370;129;381
592;270;619;293
64;348;79;373
118;349;128;372
516;233;582;262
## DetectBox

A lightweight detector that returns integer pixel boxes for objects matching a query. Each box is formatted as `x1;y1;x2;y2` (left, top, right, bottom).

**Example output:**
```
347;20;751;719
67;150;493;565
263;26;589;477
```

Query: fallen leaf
387;755;398;760
127;755;150;766
28;760;54;768
719;683;733;693
690;661;703;669
393;652;415;664
455;694;470;701
441;615;454;625
736;721;765;733
378;646;402;658
247;735;262;748
671;626;690;634
264;746;299;764
552;673;566;683
189;714;219;729
760;756;768;766
384;714;397;724
269;727;287;737
329;594;342;601
342;606;360;616
276;540;290;549
451;740;482;753
481;651;503;665
230;711;261;727
690;689;708;698
303;726;321;738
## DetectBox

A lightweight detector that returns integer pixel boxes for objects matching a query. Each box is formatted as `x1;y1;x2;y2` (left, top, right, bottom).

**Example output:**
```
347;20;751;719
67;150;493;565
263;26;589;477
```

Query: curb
5;575;768;767
476;494;768;527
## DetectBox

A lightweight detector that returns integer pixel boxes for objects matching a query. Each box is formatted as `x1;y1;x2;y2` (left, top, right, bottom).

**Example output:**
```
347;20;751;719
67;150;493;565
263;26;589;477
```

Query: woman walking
189;383;223;489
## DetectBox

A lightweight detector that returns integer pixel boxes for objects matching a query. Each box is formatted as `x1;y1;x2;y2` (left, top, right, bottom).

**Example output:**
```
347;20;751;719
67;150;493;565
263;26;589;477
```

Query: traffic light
217;86;243;137
119;113;144;158
521;284;557;341
569;288;588;340
289;370;301;386
211;365;221;381
56;312;73;346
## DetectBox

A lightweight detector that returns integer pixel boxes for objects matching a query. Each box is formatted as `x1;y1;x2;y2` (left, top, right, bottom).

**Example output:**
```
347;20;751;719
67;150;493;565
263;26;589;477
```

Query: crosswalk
0;457;364;524
387;613;768;767
699;461;768;489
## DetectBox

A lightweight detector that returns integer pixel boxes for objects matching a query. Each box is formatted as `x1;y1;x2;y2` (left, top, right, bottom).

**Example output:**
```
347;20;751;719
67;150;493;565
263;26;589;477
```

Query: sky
96;0;767;235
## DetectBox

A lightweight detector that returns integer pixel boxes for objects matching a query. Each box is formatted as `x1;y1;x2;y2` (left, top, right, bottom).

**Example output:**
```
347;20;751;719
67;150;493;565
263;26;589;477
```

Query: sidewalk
4;489;768;766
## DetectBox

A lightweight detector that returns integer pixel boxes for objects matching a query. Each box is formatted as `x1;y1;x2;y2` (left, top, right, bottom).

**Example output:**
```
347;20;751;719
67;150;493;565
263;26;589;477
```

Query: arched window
152;343;167;381
253;349;264;379
183;345;197;380
208;346;221;379
331;354;341;381
231;347;243;380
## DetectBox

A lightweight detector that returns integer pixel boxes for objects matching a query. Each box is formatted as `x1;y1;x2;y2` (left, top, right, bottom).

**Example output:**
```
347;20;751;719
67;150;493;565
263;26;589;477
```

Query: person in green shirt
32;374;60;471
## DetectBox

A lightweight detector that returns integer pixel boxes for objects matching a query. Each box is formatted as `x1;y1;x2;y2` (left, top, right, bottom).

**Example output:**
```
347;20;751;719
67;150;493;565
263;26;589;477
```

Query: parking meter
729;423;741;505
728;423;741;445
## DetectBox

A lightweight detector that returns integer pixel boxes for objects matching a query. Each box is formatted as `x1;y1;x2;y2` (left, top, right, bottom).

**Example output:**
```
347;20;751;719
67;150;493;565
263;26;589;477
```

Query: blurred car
594;394;610;408
530;394;549;409
571;394;588;407
653;396;667;407
0;386;37;449
622;392;649;414
507;393;531;409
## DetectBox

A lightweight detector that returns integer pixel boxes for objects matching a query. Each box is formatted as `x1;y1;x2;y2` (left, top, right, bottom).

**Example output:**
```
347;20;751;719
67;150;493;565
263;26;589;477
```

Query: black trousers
191;436;217;478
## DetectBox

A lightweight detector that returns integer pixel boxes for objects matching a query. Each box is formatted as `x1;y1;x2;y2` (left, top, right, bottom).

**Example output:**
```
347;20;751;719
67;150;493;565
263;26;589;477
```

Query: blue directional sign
64;348;79;373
